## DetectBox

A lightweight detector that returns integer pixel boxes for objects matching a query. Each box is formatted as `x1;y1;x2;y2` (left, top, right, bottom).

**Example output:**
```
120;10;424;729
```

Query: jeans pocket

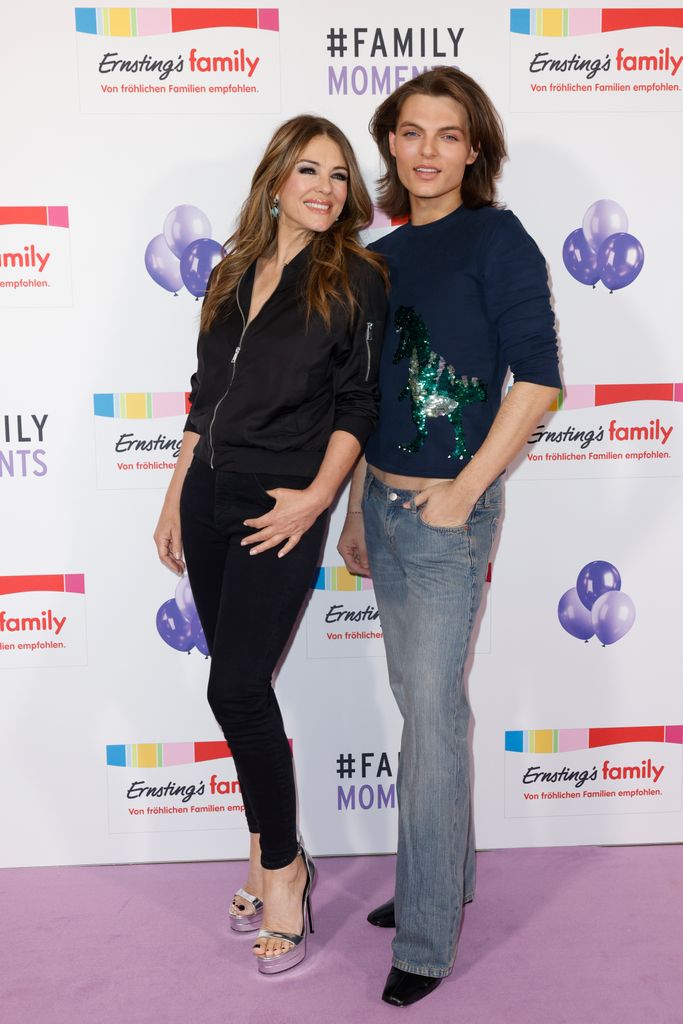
417;506;471;534
481;476;504;512
248;476;279;520
363;467;375;503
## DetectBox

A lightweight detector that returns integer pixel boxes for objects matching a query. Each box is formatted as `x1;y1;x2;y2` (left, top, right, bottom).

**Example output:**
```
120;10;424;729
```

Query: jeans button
389;491;398;501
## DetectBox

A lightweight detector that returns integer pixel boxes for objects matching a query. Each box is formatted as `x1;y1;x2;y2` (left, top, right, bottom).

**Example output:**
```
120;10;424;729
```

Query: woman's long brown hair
200;115;386;332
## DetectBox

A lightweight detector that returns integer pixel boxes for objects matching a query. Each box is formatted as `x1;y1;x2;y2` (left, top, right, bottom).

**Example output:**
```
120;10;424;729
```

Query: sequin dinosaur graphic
393;305;487;460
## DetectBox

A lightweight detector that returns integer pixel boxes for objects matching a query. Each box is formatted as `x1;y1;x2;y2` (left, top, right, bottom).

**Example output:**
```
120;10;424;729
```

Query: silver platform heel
255;846;316;975
229;888;264;933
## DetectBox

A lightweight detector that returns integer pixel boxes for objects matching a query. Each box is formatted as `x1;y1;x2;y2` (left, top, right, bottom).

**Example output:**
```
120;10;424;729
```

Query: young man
338;69;561;1007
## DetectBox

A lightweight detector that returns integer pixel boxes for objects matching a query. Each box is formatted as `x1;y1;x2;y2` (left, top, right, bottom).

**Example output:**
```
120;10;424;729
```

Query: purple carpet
2;846;681;1023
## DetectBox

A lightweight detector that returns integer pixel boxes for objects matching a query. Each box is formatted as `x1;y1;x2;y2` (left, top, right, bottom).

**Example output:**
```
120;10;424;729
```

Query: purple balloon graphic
175;574;196;622
144;234;184;294
597;233;644;291
156;598;195;652
576;560;621;611
180;238;224;298
558;588;595;641
562;228;600;286
164;204;212;259
582;200;628;253
592;591;636;645
193;619;210;657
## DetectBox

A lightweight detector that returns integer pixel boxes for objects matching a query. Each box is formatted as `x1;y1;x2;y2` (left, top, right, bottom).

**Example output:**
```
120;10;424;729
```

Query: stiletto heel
306;889;314;934
255;845;315;975
229;888;264;933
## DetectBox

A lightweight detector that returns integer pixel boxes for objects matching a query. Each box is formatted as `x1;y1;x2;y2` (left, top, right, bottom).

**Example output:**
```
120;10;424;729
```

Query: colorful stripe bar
0;206;69;228
602;8;683;33
311;562;491;590
589;726;665;748
505;726;683;752
107;741;233;767
369;208;410;229
311;566;375;592
106;736;293;766
510;8;683;36
0;574;85;597
93;392;191;419
594;384;677;407
75;7;279;36
543;383;683;412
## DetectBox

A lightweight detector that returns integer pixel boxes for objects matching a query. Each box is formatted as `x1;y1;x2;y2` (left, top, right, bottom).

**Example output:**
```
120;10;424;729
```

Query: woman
154;115;386;975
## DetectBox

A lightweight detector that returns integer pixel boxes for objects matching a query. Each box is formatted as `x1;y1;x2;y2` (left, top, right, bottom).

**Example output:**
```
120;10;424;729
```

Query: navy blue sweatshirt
365;205;561;477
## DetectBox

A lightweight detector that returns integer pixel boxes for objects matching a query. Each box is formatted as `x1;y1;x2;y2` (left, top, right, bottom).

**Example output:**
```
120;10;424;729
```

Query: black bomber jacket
185;247;387;477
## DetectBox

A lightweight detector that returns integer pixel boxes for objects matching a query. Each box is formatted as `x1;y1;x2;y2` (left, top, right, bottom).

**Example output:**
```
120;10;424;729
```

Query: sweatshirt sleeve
483;211;562;389
331;261;387;448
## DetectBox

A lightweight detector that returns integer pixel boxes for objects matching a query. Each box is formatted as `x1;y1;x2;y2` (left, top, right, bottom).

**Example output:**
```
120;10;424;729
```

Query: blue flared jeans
363;469;502;978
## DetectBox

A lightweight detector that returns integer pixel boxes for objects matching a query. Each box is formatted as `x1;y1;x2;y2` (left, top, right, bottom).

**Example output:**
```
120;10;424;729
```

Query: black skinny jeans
180;457;328;869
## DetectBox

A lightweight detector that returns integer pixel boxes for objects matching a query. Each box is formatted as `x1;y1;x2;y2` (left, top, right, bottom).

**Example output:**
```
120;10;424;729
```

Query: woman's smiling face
276;135;349;234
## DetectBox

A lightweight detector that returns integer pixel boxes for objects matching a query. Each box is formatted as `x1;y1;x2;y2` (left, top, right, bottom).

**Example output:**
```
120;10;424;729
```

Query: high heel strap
232;887;263;912
254;846;315;974
256;927;304;948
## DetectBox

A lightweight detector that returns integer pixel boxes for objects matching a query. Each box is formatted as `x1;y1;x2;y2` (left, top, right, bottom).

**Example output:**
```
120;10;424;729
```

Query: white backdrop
2;1;682;867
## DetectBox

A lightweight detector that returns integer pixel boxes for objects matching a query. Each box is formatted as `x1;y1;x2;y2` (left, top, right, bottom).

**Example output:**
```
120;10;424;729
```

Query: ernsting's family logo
0;206;72;308
528;45;683;84
504;726;683;819
74;8;281;114
510;9;683;112
0;574;87;668
105;740;295;834
93;392;189;490
517;384;680;480
306;565;385;657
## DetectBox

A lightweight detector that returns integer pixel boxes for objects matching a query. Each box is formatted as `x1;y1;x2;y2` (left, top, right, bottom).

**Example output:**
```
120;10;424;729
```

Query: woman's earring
270;196;280;218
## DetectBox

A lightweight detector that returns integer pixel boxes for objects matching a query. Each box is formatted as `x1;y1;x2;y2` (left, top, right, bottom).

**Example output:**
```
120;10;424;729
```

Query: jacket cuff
332;414;374;449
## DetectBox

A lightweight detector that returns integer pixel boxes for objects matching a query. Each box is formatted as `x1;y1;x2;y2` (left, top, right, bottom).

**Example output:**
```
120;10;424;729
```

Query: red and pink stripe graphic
0;574;85;597
551;383;683;411
0;207;69;228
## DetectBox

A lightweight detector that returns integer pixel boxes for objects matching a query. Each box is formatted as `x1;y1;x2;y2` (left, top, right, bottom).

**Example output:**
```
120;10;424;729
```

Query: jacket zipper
208;274;248;469
364;322;373;382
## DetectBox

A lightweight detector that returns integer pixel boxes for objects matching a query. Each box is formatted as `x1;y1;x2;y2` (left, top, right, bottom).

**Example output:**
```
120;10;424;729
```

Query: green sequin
393;305;487;460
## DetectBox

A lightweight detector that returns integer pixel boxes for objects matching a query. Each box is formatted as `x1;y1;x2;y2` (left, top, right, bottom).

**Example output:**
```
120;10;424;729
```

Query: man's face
389;93;478;211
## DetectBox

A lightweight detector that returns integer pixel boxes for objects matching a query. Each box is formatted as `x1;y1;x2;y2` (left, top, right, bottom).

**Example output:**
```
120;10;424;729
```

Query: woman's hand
407;479;475;529
153;503;186;575
242;487;326;557
337;512;371;576
153;431;199;575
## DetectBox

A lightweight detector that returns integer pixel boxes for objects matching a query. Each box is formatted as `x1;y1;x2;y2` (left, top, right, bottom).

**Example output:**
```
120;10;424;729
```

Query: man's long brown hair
370;68;507;218
200;115;386;332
